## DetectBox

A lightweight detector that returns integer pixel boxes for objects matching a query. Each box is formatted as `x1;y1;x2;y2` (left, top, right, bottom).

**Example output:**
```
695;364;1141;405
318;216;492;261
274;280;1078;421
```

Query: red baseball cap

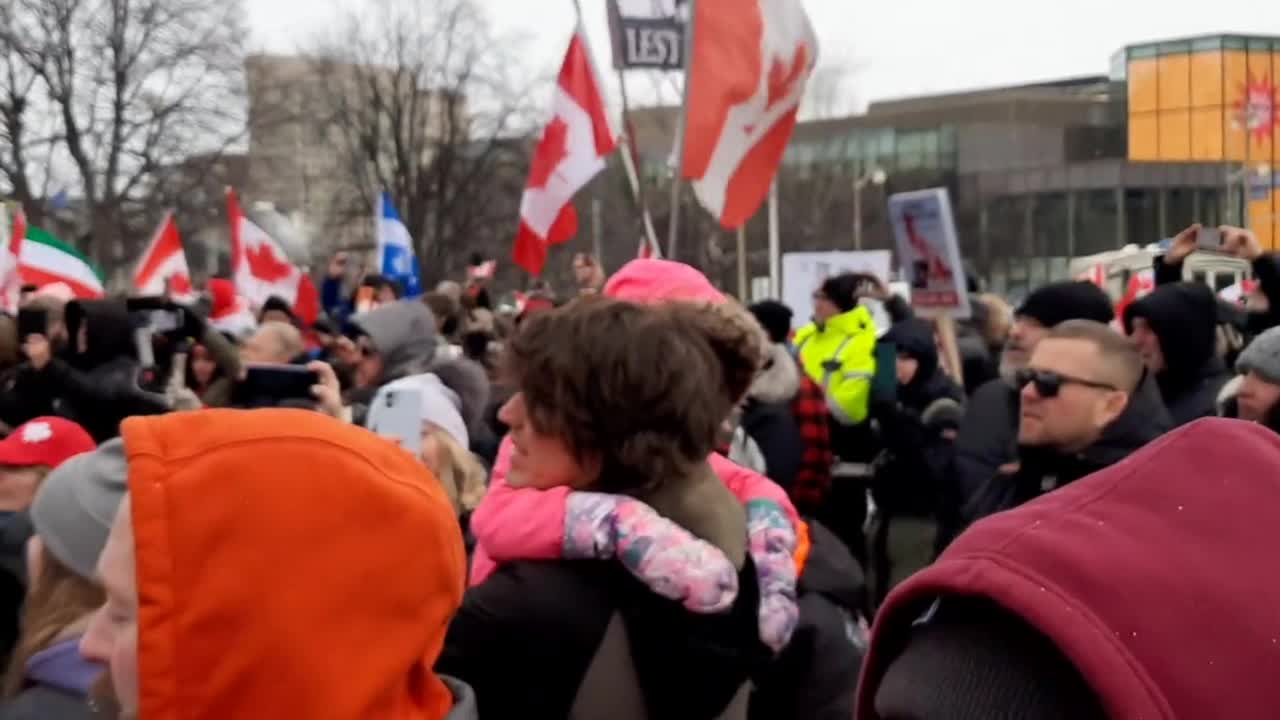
0;418;96;469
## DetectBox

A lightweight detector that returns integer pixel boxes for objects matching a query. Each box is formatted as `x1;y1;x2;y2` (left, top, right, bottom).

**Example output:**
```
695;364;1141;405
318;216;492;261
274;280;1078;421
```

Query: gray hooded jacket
351;301;440;382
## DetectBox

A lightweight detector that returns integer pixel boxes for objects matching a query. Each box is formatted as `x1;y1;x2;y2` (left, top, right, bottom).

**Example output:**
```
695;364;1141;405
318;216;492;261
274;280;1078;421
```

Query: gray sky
248;0;1280;110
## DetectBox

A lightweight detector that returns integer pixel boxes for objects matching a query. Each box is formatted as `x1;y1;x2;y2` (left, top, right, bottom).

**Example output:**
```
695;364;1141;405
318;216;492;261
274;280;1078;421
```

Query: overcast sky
248;0;1280;111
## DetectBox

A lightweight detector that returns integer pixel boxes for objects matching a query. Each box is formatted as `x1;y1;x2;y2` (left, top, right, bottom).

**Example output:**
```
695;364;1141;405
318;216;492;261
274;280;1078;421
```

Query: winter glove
563;492;738;614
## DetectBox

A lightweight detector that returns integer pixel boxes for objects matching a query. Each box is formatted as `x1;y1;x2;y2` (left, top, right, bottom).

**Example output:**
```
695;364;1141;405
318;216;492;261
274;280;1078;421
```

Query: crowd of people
0;224;1270;718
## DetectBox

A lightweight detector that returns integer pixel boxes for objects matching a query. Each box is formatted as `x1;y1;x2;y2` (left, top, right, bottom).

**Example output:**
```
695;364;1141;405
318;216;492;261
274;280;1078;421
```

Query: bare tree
0;0;46;221
6;0;246;268
305;0;541;285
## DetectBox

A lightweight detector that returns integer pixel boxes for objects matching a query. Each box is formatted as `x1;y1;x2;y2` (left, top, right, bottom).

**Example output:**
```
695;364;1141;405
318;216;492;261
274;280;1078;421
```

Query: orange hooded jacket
120;409;468;719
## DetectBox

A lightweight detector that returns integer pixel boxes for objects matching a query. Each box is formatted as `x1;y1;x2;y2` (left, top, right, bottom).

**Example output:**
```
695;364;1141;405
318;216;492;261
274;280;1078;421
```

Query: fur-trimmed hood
749;343;800;404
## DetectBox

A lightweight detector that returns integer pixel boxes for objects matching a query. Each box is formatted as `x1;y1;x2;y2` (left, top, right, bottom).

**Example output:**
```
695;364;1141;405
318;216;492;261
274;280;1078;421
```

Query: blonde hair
426;429;487;515
975;293;1013;348
3;544;103;698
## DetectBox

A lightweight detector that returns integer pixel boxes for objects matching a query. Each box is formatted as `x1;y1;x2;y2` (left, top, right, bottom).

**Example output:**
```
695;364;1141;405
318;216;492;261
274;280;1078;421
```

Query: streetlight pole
853;167;887;251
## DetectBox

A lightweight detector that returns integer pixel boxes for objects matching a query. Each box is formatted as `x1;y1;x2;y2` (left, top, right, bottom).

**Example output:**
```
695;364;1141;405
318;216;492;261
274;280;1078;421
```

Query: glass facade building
765;33;1278;300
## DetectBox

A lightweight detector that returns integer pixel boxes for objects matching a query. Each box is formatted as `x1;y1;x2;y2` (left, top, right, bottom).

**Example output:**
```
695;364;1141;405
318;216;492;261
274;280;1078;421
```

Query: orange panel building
1122;35;1280;247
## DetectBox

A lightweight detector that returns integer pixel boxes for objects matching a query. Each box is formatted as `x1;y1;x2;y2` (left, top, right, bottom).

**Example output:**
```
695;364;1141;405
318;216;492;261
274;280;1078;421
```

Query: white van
1069;244;1251;301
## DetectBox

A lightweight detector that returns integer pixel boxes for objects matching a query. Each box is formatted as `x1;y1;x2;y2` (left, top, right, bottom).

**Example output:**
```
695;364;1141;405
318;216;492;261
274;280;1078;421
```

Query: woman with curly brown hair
437;296;797;720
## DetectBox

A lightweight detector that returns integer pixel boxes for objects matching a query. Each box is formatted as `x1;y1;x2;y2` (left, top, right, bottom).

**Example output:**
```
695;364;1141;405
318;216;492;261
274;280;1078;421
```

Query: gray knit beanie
1237;327;1280;385
30;438;129;580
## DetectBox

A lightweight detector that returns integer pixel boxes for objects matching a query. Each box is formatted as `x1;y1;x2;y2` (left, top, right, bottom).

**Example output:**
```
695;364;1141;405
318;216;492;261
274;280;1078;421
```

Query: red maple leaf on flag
166;273;193;296
766;44;810;110
528;116;570;189
245;243;293;283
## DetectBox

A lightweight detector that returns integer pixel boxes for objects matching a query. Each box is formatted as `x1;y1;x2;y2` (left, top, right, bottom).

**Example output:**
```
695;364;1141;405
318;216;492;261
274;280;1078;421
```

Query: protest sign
607;0;686;71
781;250;892;328
888;188;970;319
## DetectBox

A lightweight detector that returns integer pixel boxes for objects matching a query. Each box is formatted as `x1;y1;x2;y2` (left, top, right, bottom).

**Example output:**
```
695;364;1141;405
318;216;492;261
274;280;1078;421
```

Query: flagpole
768;179;780;298
736;225;748;301
609;0;661;259
373;190;383;273
667;0;697;260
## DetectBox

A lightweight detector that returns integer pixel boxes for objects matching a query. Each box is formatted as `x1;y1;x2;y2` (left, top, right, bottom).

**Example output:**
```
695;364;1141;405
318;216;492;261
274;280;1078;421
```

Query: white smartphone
372;387;423;457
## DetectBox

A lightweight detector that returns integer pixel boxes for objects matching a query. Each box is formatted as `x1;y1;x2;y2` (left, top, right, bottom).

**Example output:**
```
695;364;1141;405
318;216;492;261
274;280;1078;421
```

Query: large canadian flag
227;189;319;324
680;0;818;228
133;211;195;302
513;25;616;276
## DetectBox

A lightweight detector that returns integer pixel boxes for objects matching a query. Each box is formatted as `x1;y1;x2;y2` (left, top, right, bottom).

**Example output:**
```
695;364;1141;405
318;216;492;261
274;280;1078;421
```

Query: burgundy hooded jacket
857;418;1280;719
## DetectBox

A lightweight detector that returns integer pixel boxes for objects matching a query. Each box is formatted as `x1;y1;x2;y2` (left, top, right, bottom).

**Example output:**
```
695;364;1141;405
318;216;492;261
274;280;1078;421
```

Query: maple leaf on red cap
528;116;570;190
245;243;293;283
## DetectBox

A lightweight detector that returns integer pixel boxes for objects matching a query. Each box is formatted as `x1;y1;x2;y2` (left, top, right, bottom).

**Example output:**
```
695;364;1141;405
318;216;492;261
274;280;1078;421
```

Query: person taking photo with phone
5;300;166;443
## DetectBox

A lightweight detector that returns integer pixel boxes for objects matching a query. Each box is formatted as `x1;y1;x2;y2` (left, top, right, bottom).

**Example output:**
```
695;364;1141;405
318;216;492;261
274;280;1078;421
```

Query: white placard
888;188;971;319
781;250;892;328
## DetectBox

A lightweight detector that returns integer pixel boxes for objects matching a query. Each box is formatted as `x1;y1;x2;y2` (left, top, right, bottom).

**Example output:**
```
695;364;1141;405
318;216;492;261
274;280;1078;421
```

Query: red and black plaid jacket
791;372;833;514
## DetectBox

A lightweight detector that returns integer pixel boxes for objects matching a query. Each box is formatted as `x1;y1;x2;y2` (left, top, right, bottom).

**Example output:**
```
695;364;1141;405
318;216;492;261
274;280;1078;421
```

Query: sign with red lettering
888;188;971;318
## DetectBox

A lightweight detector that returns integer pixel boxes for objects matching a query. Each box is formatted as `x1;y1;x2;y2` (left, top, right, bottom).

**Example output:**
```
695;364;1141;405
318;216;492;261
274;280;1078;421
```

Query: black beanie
749;300;794;344
873;597;1107;719
821;273;870;314
1016;281;1114;328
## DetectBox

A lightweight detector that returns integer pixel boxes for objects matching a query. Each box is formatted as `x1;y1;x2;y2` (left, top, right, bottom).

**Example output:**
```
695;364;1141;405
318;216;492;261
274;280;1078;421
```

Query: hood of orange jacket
120;409;468;719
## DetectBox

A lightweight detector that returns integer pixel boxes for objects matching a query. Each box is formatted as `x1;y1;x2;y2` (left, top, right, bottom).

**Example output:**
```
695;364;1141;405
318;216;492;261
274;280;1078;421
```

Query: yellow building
1121;35;1280;246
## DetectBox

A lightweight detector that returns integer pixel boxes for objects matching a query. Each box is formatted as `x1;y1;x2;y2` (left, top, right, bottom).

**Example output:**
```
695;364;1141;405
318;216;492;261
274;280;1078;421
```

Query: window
1191;37;1223;53
939;125;956;154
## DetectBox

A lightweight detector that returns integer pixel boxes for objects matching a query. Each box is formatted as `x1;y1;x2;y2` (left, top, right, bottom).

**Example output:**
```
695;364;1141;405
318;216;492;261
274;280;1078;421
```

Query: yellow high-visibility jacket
793;305;878;425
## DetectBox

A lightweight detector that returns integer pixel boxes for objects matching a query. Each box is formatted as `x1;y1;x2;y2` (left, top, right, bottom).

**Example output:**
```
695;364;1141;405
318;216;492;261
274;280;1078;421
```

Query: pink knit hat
603;259;725;304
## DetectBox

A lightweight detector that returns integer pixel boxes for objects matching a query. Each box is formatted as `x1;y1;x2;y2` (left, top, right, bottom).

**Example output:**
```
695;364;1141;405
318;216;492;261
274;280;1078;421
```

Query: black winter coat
1124;283;1232;427
0;686;91;720
740;344;804;493
0;300;167;442
437;559;769;719
873;319;965;519
964;372;1173;524
749;521;867;720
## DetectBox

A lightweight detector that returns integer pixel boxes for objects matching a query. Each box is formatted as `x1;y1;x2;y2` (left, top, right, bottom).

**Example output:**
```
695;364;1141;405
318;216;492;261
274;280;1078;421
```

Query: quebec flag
377;192;422;297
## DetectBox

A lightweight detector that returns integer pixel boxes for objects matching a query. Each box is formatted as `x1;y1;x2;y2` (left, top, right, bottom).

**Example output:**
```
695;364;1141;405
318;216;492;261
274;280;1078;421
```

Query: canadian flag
1114;269;1156;326
512;25;616;276
680;0;818;228
133;211;195;302
227;189;319;324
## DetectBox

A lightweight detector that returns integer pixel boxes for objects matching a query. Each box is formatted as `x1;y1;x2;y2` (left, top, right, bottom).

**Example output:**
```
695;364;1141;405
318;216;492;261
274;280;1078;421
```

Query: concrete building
243;54;457;262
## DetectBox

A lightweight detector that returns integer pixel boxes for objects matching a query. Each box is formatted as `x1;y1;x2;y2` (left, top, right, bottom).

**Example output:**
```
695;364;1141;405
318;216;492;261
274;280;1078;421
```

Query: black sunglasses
1016;368;1117;398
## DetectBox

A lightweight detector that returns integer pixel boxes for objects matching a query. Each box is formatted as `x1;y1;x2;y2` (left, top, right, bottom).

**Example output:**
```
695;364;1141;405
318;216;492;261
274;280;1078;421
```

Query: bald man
241;321;305;365
965;320;1173;523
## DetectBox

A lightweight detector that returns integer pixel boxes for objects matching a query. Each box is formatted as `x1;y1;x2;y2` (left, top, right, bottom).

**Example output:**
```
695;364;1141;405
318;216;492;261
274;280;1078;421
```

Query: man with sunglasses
939;281;1115;550
964;320;1172;524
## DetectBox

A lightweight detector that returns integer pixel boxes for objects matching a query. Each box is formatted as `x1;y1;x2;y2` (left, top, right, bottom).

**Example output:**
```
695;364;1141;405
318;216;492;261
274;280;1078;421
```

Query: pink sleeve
468;436;570;586
708;453;803;529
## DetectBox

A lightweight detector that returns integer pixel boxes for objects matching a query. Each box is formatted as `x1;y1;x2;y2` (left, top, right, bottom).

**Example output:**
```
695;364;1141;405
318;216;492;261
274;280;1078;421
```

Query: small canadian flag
512;24;616;276
133;211;195;302
227;189;319;324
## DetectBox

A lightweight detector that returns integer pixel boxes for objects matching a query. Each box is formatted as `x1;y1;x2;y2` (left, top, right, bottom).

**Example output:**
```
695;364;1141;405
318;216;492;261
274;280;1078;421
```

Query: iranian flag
0;206;19;312
133;211;195;302
17;225;104;299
